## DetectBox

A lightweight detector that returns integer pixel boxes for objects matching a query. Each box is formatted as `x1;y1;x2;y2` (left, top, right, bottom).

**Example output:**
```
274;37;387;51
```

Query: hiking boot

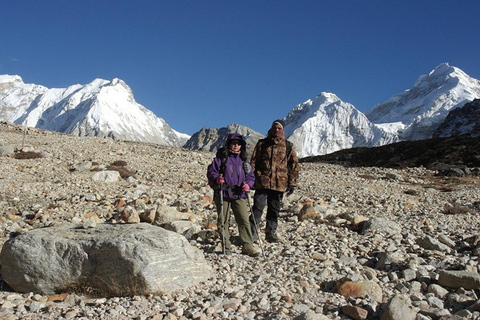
265;233;281;243
242;247;260;257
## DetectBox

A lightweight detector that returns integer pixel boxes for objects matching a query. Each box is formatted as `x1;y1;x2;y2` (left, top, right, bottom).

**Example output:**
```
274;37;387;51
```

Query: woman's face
229;139;242;152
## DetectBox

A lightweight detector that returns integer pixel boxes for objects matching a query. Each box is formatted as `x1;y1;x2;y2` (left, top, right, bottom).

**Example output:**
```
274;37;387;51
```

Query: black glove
286;186;295;196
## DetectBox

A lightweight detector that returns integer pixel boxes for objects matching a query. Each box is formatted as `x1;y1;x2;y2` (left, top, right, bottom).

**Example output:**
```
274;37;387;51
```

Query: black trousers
249;189;283;236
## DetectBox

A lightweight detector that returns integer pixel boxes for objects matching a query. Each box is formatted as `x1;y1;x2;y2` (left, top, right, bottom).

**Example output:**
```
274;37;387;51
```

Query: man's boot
266;233;280;243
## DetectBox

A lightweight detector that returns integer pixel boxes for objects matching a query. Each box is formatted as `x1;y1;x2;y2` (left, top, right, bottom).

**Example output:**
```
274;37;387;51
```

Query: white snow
0;76;190;146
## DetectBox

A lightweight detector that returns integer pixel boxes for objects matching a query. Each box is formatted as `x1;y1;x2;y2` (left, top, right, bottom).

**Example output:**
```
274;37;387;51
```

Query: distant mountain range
1;63;479;157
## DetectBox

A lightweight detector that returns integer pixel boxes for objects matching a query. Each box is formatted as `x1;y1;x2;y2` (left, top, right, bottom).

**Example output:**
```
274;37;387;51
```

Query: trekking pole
219;182;226;255
246;192;266;259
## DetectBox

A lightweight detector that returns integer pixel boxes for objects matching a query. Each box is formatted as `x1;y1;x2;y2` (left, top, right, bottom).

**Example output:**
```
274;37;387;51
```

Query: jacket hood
226;133;247;148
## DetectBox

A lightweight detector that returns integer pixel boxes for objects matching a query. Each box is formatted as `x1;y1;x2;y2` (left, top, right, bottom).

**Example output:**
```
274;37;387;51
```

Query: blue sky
1;1;479;135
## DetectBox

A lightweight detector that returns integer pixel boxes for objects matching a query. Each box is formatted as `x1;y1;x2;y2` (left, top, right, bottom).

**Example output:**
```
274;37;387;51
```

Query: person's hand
216;176;225;185
242;183;250;192
286;186;295;196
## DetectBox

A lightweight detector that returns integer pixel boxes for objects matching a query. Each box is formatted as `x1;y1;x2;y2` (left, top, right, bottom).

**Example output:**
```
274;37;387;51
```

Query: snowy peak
0;75;189;147
0;74;24;84
366;63;480;140
283;93;396;157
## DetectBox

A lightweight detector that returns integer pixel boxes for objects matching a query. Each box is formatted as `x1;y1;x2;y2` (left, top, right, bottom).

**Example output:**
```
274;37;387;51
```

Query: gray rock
380;294;416;320
427;284;449;298
427;296;444;309
92;170;121;182
154;204;197;225
438;234;456;248
438;270;480;290
418;308;451;318
0;145;14;156
293;310;330;320
361;218;402;236
416;235;451;252
0;223;211;295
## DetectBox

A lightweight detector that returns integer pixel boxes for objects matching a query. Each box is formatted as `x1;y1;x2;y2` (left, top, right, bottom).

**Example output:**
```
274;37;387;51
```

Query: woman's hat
226;133;246;147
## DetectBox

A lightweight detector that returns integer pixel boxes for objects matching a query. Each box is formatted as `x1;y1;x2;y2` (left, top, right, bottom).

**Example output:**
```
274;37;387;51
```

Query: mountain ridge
0;75;189;147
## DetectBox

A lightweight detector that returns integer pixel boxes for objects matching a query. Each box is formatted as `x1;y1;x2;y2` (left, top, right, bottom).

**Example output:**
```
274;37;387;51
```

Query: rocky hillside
301;134;480;172
433;99;480;138
183;123;265;156
0;121;480;319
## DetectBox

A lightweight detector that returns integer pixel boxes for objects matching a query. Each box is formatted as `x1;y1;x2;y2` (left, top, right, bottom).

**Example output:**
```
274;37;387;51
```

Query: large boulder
0;223;211;296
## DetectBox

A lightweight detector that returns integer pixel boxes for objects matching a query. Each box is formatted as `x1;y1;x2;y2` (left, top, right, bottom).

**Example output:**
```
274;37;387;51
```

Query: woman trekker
207;133;260;257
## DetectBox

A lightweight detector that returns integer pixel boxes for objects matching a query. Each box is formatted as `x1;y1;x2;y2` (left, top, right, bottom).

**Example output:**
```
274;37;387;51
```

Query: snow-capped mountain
280;63;480;157
0;75;189;146
283;93;397;157
366;63;480;140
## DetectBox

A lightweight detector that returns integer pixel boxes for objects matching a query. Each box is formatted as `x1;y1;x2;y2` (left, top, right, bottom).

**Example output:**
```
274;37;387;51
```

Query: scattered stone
92;170;121;182
417;235;451;252
360;218;402;236
0;122;480;319
0;145;14;156
0;223;211;295
336;280;383;303
341;304;369;320
438;270;480;290
380;294;416;320
298;203;318;221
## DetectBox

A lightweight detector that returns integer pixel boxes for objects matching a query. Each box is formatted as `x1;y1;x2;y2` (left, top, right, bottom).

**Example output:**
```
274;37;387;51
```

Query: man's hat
271;119;285;129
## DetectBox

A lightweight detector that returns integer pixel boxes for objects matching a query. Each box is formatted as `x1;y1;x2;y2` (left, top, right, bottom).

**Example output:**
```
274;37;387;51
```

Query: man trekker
249;119;299;243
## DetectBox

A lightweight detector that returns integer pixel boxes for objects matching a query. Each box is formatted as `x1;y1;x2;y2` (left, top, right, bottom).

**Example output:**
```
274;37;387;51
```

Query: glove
286;186;295;196
242;183;250;192
216;176;225;185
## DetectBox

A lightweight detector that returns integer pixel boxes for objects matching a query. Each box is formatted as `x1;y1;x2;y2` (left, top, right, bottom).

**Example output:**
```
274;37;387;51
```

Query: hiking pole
246;192;266;259
219;182;226;255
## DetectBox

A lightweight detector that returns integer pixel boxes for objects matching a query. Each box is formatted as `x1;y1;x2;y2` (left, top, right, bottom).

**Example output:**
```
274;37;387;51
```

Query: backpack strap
286;140;292;158
219;155;227;176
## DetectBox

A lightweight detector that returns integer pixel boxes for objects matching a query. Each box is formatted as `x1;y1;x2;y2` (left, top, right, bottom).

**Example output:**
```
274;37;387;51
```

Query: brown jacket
251;135;299;192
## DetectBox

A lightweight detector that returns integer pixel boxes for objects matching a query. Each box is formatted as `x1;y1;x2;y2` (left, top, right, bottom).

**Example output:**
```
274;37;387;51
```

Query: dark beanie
271;119;285;128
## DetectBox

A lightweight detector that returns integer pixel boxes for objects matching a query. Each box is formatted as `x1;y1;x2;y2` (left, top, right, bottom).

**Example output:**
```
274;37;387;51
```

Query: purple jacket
207;152;255;201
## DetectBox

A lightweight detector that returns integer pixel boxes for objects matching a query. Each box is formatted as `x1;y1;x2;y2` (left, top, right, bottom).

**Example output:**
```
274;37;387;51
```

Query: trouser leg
231;199;255;249
265;190;283;236
249;190;267;237
215;197;231;247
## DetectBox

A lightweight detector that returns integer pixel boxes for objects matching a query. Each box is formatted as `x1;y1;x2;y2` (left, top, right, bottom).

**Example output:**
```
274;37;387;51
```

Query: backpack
207;148;227;188
207;147;251;188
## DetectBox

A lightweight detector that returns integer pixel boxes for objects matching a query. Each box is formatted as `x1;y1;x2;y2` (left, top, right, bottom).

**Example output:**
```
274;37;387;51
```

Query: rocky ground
0;121;480;319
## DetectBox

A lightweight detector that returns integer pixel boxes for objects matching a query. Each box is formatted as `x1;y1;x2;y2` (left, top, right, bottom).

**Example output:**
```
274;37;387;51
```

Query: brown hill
300;135;480;172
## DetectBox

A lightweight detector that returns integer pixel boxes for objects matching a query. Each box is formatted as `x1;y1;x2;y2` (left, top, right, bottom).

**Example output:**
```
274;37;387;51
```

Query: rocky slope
0;122;480;319
433;99;480;138
301;134;480;173
183;123;265;156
